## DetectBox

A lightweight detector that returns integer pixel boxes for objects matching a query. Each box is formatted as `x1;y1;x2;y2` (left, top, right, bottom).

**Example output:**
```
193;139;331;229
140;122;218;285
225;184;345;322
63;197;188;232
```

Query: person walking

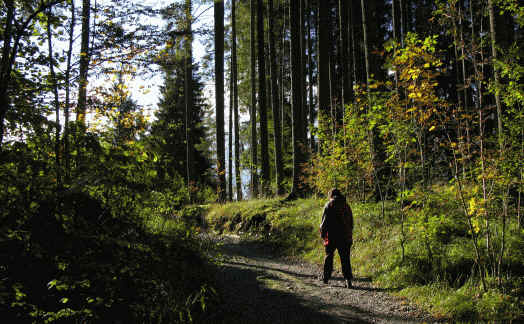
320;188;354;288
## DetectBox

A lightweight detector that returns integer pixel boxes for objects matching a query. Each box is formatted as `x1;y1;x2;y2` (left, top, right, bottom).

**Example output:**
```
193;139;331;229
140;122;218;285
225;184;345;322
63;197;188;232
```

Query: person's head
328;188;342;199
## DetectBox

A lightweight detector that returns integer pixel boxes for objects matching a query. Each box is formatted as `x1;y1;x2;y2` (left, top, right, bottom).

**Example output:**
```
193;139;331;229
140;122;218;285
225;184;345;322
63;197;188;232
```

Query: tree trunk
228;59;234;201
64;0;75;182
391;0;399;87
0;0;15;147
349;0;359;87
317;0;331;115
339;0;350;150
450;3;466;178
338;0;349;106
215;0;226;202
360;0;370;89
307;0;315;152
288;0;304;199
299;0;307;146
487;0;504;151
399;0;405;47
77;0;91;127
185;0;193;201
361;0;382;204
268;0;284;196
232;0;242;201
347;1;354;100
250;0;259;198
46;8;62;189
280;0;286;157
458;2;471;161
257;0;270;196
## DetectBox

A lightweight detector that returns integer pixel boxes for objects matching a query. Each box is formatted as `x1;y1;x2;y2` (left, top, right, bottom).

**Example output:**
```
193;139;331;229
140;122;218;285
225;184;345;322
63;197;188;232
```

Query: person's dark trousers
323;242;352;282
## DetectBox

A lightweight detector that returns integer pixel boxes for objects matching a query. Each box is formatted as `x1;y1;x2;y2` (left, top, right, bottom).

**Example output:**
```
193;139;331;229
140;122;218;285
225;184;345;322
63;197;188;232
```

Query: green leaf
47;279;58;289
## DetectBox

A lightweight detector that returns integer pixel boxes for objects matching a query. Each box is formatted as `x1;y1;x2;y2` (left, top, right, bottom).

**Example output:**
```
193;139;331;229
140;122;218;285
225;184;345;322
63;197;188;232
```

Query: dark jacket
320;196;353;245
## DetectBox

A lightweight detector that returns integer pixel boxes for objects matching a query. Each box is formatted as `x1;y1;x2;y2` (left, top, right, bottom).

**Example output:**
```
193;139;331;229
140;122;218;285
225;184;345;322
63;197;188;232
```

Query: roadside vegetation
205;197;524;322
1;138;217;323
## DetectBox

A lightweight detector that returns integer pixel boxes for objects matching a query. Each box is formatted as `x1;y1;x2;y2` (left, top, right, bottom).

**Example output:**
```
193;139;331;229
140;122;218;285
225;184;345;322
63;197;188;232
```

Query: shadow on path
206;262;369;324
207;236;436;324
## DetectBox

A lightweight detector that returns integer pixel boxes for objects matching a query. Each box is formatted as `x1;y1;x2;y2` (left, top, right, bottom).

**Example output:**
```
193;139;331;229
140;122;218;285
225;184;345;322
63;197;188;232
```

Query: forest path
207;234;439;324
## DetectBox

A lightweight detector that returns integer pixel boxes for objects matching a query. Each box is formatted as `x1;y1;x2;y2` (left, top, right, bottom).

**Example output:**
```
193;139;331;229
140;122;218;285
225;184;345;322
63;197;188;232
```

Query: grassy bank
204;197;524;322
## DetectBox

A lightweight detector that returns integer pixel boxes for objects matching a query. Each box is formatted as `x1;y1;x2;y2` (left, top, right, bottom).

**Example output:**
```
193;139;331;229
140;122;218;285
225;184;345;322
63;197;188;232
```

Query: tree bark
0;0;15;147
399;0;405;47
288;0;305;198
391;0;399;87
64;0;75;182
299;0;307;145
360;0;370;88
77;0;91;126
232;0;242;201
307;0;315;152
487;0;504;151
46;8;62;189
185;0;193;201
268;0;284;196
317;0;331;115
229;61;233;201
250;0;259;198
339;0;350;144
257;0;270;196
215;0;226;202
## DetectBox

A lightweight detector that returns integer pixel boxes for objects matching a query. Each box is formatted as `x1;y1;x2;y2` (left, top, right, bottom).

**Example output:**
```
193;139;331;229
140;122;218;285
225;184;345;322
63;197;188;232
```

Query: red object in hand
323;233;329;246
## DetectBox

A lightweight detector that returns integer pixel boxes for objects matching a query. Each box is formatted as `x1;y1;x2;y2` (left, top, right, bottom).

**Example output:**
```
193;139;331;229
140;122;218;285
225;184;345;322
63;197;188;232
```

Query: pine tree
215;0;226;202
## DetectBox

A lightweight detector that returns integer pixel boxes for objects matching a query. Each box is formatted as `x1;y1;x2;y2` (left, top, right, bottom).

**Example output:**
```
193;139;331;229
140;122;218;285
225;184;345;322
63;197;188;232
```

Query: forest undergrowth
0;141;217;324
204;196;524;322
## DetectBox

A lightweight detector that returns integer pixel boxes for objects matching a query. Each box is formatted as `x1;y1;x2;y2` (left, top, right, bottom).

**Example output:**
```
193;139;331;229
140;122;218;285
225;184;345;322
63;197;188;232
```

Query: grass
203;197;524;322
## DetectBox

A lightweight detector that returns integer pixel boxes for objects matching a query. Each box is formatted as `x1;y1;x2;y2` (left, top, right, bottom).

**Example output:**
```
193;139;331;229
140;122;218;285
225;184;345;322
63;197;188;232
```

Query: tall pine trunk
318;1;331;117
64;0;75;182
307;0;315;151
268;0;284;196
250;0;259;198
77;0;91;126
288;0;304;199
232;0;242;200
0;0;15;147
46;8;62;190
339;0;350;150
391;0;399;87
487;0;503;151
299;0;307;145
228;60;233;201
215;0;226;202
185;0;193;201
257;0;270;196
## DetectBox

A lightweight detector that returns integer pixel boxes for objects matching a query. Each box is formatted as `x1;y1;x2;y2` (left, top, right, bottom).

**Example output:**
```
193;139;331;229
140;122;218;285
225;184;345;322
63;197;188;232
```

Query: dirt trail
206;235;440;324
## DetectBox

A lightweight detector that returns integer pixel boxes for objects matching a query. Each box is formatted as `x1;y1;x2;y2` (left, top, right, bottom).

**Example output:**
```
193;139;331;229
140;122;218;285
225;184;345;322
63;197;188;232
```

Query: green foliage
1;133;216;323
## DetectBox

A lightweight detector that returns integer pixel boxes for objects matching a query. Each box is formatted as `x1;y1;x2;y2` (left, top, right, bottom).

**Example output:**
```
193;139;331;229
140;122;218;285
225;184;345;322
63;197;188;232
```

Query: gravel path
206;235;440;324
